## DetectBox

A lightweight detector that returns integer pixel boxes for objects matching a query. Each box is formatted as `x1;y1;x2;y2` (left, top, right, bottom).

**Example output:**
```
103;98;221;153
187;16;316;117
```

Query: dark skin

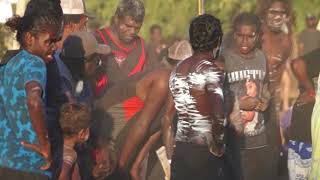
21;29;61;170
234;24;269;112
63;54;100;103
95;68;171;178
149;27;166;55
130;130;161;180
261;1;292;94
118;69;170;171
23;81;51;170
111;15;143;48
58;128;90;180
162;50;226;159
291;57;315;106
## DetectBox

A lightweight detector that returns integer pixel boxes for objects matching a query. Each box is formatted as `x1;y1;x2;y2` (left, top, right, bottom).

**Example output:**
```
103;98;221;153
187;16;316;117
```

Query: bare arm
130;131;161;180
58;162;73;180
298;42;304;56
22;81;51;170
291;57;315;105
71;163;81;180
95;73;146;110
118;71;169;170
206;67;226;157
161;93;176;160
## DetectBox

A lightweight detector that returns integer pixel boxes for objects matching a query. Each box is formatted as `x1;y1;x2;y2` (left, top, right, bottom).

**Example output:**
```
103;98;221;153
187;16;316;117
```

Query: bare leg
118;69;171;172
130;131;161;180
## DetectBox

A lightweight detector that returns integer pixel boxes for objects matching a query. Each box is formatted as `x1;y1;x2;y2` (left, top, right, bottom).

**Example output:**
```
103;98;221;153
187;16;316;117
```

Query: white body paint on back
169;59;225;145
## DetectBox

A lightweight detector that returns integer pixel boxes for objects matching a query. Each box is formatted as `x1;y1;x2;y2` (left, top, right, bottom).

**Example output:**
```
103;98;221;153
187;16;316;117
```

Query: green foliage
293;0;320;33
85;0;320;42
1;0;319;56
85;0;259;41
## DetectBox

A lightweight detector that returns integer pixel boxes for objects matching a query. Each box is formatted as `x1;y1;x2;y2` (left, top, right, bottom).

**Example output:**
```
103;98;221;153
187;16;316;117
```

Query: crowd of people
0;0;320;180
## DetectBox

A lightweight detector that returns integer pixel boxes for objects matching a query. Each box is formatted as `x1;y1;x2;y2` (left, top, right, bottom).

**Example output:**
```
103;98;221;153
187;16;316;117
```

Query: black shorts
171;142;226;180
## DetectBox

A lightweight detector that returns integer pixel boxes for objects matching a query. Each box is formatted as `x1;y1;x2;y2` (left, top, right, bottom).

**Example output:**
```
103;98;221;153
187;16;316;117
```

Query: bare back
169;56;225;148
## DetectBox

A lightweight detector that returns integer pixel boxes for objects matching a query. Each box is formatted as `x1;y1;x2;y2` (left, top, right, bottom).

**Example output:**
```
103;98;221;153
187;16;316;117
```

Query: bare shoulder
194;59;222;73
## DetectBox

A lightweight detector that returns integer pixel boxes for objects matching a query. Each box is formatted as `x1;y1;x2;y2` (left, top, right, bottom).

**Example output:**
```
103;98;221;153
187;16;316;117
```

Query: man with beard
256;0;295;177
93;2;149;165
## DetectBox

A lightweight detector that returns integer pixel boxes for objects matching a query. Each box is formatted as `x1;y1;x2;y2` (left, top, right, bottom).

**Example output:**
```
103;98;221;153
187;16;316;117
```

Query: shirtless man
162;14;226;180
257;0;294;176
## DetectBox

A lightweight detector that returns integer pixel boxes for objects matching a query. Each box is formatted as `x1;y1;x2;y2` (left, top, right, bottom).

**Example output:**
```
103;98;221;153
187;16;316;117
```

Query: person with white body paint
161;14;226;180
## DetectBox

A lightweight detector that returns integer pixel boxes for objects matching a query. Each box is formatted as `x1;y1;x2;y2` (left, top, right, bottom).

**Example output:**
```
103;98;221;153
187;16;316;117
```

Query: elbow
27;95;42;110
291;58;303;75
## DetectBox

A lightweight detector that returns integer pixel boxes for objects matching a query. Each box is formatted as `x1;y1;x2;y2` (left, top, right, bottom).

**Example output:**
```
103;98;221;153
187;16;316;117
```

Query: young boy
223;12;271;180
58;103;91;180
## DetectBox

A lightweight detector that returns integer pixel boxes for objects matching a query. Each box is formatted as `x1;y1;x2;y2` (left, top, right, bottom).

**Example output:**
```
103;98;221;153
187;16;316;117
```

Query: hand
296;91;315;106
92;163;111;180
92;146;117;179
130;166;140;180
239;96;260;111
254;98;269;111
209;140;225;157
21;141;51;170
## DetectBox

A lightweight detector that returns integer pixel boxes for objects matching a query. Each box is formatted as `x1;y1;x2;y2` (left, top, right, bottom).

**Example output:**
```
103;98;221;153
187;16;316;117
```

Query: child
222;12;271;180
58;103;91;180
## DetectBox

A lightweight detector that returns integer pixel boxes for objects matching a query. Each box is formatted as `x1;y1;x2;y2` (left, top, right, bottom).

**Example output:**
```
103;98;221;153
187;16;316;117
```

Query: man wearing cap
56;0;94;49
298;14;320;56
60;31;110;105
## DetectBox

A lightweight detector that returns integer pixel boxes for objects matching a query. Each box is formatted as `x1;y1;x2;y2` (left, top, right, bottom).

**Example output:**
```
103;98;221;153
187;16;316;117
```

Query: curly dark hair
60;103;91;137
232;12;261;33
115;0;145;23
5;0;63;47
189;14;223;52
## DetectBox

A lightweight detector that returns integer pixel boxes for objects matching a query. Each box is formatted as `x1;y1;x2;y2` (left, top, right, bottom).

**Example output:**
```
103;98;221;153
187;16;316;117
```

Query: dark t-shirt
289;48;320;143
46;58;67;109
56;52;94;106
223;48;268;149
299;30;320;55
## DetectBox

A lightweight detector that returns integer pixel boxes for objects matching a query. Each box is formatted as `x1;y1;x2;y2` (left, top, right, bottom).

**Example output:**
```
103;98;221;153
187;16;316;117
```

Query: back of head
60;102;91;137
233;12;261;33
115;0;145;23
5;0;63;47
189;14;223;52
